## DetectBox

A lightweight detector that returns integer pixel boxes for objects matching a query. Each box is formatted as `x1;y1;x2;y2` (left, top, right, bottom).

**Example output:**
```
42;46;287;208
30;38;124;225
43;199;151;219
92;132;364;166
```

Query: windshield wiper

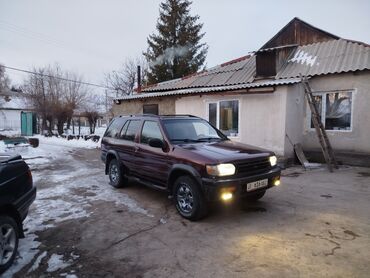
196;137;222;142
171;139;199;143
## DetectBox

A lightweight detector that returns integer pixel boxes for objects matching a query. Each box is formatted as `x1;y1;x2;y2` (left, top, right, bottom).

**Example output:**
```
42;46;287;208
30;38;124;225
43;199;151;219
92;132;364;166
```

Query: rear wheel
108;159;126;188
173;176;208;221
0;215;19;274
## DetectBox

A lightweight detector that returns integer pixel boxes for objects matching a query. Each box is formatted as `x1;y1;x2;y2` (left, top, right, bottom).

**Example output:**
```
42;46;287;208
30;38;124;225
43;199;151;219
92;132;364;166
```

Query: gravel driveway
5;145;370;278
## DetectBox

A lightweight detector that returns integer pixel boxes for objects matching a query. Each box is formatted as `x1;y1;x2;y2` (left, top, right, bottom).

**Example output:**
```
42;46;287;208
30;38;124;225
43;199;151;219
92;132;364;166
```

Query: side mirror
148;138;164;149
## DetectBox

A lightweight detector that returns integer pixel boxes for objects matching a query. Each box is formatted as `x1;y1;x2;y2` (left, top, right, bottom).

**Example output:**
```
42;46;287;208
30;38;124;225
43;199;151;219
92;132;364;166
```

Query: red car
101;115;280;220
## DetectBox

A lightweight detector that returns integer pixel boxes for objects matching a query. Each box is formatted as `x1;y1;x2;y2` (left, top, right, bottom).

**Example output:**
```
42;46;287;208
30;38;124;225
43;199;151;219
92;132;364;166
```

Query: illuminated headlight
206;164;236;177
269;156;277;167
221;192;233;201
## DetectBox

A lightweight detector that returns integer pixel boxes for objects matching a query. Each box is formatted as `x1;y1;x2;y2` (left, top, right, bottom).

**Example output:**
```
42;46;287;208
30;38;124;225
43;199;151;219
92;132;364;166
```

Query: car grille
236;158;271;176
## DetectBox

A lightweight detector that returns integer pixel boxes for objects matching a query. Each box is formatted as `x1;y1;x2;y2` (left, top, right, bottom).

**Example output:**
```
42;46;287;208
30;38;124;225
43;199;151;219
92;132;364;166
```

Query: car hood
176;140;273;163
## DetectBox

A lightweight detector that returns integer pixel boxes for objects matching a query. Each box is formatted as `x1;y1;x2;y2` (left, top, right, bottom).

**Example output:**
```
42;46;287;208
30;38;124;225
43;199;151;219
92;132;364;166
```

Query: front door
135;120;170;187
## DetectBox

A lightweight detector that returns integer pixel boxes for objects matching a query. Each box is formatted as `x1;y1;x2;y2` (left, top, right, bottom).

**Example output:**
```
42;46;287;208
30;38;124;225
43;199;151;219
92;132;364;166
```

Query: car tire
108;159;126;188
173;176;209;221
0;215;19;275
243;190;266;202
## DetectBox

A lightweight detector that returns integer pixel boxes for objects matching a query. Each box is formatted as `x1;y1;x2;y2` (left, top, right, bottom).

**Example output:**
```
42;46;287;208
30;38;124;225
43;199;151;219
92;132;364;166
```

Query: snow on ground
0;129;21;137
0;140;6;152
1;135;100;165
46;254;72;272
28;251;47;273
3;135;151;277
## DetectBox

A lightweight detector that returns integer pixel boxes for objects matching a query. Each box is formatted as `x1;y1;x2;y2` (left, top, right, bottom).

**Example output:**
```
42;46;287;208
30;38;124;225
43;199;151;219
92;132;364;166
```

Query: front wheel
108;159;126;188
0;215;19;274
173;176;209;221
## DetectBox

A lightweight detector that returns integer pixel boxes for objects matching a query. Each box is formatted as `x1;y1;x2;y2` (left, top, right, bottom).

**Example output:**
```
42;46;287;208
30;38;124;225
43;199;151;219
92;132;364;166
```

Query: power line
2;65;116;91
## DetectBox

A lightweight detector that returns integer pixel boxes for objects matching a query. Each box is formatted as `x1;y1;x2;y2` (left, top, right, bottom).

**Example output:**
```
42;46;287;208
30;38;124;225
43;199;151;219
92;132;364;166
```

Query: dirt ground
10;147;370;278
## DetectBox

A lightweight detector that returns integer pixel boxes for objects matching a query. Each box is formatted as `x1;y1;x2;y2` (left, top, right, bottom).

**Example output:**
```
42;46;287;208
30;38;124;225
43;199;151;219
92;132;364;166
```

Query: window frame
120;120;142;142
143;104;159;115
206;99;240;138
308;89;355;133
104;118;127;138
140;120;164;145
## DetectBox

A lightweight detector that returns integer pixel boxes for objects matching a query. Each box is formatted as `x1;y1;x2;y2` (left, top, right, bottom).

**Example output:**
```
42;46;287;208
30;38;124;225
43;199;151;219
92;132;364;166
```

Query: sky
0;0;369;91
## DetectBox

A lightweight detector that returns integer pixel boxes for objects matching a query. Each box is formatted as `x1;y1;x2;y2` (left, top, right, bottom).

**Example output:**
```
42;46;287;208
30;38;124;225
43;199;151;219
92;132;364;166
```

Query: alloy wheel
110;164;119;183
0;224;16;266
176;183;194;214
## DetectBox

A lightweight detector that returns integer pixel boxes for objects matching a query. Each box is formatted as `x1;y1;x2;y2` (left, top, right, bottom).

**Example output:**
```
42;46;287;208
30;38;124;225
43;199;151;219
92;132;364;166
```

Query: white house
0;90;33;134
112;18;370;165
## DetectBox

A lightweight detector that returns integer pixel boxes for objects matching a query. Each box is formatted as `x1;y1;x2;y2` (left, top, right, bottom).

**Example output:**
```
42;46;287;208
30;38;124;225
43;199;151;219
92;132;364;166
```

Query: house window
208;100;239;136
143;104;159;115
310;91;352;131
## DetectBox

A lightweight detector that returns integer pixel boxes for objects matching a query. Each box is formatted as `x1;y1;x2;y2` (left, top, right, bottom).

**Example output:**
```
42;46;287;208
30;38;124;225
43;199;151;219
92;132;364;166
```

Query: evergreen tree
144;0;208;84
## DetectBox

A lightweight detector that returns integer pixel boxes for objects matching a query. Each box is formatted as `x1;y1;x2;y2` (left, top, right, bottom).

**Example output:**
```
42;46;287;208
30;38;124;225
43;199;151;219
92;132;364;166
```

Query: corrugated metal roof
142;55;255;92
276;39;370;79
126;38;369;101
116;78;301;101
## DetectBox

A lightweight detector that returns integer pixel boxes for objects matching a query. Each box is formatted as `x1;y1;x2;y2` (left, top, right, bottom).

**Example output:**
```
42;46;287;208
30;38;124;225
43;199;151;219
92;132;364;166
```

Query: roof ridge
220;55;251;67
342;38;370;48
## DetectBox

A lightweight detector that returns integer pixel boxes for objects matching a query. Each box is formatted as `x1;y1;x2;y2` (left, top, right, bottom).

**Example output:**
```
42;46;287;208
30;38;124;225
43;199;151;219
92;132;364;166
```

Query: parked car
101;115;281;220
0;154;36;274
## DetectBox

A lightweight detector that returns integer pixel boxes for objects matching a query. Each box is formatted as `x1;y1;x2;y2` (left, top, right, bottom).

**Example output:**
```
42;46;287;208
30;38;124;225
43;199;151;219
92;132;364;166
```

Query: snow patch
28;251;47;273
47;254;71;272
0;140;6;152
289;50;317;67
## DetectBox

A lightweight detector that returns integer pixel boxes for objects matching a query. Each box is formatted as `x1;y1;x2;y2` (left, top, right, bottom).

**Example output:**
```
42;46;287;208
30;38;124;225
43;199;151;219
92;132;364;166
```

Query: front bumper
201;167;281;201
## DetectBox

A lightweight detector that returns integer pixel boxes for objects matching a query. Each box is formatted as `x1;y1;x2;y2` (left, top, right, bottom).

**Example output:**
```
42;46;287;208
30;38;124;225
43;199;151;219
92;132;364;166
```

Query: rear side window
121;120;141;141
104;118;126;138
140;121;163;144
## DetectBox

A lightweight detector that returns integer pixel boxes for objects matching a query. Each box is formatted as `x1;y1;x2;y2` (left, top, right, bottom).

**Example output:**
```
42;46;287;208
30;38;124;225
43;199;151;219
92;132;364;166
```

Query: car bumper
201;167;281;201
14;185;37;221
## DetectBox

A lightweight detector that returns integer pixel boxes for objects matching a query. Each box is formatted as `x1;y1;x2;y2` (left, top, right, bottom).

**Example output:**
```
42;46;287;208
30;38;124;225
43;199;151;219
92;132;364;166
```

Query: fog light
221;192;233;201
274;179;281;186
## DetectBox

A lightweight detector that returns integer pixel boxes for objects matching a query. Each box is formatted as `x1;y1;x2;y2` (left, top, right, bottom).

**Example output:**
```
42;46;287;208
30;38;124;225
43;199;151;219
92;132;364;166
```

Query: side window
104;118;126;138
121;120;141;141
118;121;129;138
141;121;163;144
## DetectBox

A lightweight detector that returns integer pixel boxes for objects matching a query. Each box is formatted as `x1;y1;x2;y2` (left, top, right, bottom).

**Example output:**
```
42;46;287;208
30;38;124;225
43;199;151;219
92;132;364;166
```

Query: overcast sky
1;0;369;90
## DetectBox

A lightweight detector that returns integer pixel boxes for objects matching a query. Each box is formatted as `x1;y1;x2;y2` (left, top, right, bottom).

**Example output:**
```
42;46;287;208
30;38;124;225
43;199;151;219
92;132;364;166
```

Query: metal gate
21;112;34;136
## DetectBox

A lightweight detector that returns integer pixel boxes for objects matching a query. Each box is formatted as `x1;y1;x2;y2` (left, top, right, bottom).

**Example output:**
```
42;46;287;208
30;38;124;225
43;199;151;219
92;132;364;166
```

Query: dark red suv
101;115;281;220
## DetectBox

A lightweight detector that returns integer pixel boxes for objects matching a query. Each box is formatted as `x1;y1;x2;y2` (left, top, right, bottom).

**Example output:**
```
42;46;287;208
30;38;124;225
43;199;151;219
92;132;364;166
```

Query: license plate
246;179;268;192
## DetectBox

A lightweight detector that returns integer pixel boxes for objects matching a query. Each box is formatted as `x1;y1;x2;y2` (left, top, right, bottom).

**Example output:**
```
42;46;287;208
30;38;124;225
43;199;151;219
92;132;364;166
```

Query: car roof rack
118;114;198;118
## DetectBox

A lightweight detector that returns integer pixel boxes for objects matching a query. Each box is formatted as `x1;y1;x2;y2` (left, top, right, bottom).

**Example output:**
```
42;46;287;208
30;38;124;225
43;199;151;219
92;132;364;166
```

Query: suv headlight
269;155;277;167
206;164;236;177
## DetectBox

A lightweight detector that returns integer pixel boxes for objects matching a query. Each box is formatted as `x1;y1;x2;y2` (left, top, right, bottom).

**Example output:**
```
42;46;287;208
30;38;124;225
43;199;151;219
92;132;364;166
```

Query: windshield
162;118;227;143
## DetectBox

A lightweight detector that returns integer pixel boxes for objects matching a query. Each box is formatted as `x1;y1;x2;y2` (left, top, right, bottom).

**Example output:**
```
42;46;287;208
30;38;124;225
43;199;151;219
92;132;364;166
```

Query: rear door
101;117;127;161
135;120;170;187
117;119;142;177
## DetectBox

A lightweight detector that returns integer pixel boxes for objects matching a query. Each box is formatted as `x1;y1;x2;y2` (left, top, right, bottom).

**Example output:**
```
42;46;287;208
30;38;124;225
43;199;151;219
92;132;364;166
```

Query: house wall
112;97;176;116
175;88;288;156
0;109;22;131
300;71;370;154
284;84;305;157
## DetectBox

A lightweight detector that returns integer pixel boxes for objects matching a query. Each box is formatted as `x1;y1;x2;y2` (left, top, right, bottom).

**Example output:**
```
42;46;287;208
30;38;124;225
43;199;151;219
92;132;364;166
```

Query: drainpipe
137;65;141;93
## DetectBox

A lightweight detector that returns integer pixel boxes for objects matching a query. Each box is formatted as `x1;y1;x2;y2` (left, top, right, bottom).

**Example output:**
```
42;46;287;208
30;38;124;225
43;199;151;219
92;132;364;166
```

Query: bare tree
22;64;87;135
0;65;11;95
82;94;103;134
105;56;148;96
